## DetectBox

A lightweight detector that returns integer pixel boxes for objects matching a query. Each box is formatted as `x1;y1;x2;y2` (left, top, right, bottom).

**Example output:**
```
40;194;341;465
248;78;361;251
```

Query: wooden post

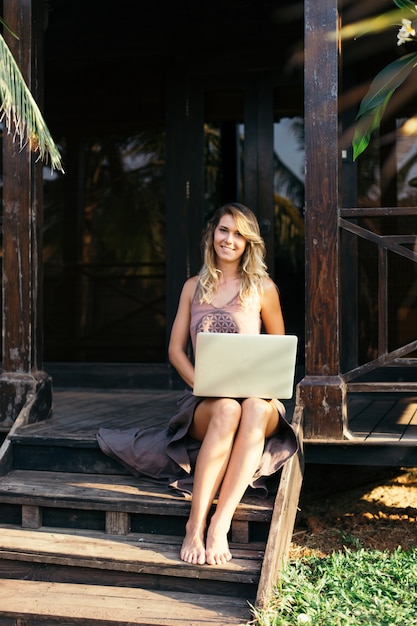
1;0;52;426
298;0;346;439
165;68;205;380
244;76;275;275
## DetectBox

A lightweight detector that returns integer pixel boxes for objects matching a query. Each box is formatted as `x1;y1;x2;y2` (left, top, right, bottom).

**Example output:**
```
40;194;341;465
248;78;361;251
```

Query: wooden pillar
1;0;51;425
244;77;275;275
165;67;205;383
298;0;346;439
340;72;359;373
61;136;86;360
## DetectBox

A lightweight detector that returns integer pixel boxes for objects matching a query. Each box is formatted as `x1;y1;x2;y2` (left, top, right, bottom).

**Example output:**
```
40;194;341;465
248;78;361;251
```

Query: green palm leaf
0;34;64;172
393;0;416;10
339;8;414;41
353;92;394;160
353;52;417;159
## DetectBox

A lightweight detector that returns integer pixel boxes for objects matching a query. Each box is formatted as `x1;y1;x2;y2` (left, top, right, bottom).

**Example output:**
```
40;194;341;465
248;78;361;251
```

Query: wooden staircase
0;389;304;625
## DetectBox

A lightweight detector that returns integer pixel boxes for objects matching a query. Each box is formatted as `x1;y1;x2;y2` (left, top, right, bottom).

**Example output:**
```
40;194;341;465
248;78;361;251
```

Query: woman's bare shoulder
260;276;284;333
260;276;281;309
181;275;200;299
262;276;279;294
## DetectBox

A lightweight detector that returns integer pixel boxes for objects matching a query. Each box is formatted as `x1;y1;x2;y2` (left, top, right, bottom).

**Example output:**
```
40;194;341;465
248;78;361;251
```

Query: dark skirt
97;390;298;496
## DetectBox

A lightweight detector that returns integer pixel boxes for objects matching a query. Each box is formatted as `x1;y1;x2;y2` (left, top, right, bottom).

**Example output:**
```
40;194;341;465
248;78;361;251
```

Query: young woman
97;203;297;566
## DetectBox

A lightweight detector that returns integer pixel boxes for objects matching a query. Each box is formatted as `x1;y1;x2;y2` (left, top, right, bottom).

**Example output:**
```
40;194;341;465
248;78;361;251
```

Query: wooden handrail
255;403;304;608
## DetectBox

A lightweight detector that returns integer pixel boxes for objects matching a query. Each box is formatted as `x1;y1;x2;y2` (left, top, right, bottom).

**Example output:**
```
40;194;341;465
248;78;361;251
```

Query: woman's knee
241;398;277;432
209;398;242;433
191;397;241;440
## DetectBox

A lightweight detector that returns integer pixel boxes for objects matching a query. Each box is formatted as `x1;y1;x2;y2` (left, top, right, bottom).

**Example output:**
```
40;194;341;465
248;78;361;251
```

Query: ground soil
289;465;417;558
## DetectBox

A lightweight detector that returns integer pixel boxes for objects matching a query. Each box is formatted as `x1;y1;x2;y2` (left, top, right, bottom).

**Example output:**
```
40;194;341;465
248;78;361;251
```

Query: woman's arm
168;276;199;388
260;277;285;335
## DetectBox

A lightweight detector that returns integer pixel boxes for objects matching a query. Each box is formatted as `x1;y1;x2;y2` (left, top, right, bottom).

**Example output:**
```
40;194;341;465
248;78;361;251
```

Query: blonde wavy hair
198;203;268;306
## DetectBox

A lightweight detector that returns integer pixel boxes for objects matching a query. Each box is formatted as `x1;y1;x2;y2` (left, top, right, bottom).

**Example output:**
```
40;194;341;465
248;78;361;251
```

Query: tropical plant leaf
0;34;64;172
392;0;417;10
0;17;18;39
358;52;417;115
353;93;393;159
353;52;417;159
339;8;413;41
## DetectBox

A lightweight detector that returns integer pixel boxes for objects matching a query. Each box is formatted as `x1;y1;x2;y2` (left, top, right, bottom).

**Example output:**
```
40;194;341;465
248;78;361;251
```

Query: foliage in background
0;21;63;172
252;547;417;626
343;0;417;159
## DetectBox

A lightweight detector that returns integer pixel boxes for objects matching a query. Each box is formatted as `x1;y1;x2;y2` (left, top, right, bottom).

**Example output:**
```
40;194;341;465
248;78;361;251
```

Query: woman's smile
213;215;247;262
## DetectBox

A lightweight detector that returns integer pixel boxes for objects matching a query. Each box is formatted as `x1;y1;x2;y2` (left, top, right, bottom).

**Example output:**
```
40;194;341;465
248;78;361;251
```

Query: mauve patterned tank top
189;287;262;354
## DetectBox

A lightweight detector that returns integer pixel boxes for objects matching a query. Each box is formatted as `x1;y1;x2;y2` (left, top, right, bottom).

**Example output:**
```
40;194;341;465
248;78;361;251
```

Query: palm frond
0;34;64;172
338;7;413;41
393;0;417;11
0;17;19;40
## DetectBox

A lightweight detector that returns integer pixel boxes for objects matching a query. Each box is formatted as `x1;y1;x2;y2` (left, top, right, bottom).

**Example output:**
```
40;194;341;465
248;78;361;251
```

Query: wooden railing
339;207;417;392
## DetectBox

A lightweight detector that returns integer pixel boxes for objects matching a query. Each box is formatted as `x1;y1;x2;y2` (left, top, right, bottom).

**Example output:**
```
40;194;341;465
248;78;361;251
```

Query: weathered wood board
0;578;252;625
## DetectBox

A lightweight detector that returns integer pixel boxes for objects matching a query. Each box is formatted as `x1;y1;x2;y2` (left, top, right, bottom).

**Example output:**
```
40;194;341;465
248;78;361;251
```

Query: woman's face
213;213;247;265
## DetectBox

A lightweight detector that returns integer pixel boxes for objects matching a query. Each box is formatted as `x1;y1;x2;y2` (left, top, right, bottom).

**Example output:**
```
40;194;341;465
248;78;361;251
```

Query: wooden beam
300;0;345;438
1;0;52;423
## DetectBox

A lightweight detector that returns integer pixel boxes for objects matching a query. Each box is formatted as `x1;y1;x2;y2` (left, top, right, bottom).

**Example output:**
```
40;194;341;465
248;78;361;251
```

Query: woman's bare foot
180;523;206;565
205;519;232;565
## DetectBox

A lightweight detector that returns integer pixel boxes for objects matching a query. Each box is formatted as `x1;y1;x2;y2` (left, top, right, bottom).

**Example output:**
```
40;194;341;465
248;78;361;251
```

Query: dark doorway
41;1;304;364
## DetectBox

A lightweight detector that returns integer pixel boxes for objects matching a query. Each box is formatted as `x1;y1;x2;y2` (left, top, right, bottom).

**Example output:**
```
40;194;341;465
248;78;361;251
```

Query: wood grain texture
0;578;252;625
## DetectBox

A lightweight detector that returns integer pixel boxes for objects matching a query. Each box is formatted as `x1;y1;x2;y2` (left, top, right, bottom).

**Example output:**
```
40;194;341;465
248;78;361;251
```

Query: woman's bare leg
205;398;279;565
180;397;242;565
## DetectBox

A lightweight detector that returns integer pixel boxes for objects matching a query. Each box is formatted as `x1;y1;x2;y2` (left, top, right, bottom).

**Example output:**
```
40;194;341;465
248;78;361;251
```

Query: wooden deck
19;386;415;466
347;393;417;441
12;361;413;450
3;385;414;471
31;387;184;440
33;386;417;442
304;392;417;466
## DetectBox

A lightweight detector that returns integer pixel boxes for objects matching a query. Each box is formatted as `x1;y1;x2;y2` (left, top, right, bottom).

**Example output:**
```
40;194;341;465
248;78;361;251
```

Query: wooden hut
0;0;415;623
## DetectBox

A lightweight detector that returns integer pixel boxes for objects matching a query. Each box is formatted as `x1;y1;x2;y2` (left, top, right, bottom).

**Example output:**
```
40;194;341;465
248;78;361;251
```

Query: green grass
252;547;417;626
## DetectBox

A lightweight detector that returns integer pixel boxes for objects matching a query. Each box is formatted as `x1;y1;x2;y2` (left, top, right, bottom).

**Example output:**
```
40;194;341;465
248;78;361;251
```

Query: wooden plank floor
17;387;417;443
347;393;417;442
47;388;182;438
17;387;297;442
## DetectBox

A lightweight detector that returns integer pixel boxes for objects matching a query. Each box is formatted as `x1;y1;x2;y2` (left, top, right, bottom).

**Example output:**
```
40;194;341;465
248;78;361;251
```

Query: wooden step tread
0;578;251;625
0;470;273;522
10;431;98;446
0;526;262;583
306;434;417;444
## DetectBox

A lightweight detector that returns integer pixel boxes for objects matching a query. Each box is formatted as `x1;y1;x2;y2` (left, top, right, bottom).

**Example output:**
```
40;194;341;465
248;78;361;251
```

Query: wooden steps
0;579;251;625
0;469;273;545
0;525;262;599
0;389;304;624
0;471;264;624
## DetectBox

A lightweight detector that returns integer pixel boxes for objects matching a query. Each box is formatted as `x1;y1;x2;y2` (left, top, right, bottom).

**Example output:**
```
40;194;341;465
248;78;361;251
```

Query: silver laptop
193;333;298;399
